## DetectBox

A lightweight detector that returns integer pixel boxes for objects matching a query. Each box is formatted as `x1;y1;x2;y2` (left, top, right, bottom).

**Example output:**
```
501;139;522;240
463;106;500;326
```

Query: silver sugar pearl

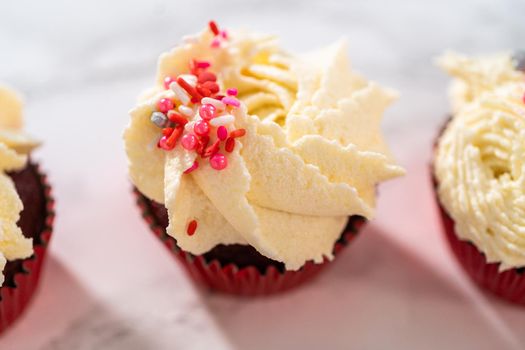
512;51;525;72
150;112;168;128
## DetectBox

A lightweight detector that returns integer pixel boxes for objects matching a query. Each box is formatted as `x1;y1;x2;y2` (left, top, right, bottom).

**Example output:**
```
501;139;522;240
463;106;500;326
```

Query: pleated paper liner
432;117;525;305
134;188;366;296
0;162;55;334
436;195;525;305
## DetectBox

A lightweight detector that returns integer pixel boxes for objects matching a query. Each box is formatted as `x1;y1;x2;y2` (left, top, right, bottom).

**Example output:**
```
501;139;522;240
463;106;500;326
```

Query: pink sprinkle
164;76;175;90
226;88;238;96
222;96;240;107
158;98;174;113
217;126;228;141
199;104;217;120
158;136;173;150
181;133;198;150
210;153;228;170
194;120;210;136
220;30;228;39
195;60;211;69
184;161;199;174
211;38;221;48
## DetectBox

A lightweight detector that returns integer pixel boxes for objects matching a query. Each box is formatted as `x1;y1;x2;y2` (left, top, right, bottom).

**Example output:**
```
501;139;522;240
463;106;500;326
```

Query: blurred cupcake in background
433;52;525;304
0;86;54;332
124;21;404;296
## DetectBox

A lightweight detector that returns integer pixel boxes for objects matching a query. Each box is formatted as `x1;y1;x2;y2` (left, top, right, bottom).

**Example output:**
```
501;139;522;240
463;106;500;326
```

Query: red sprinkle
177;77;202;102
230;128;246;138
197;86;212;98
226;88;238;96
186;219;198;235
202;139;221;158
181;133;198;150
196;135;210;154
217;126;228;141
194;60;211;69
198;71;217;83
184;160;199;174
201;81;220;93
225;137;235;152
162;127;174;136
168;111;189;125
209;21;220;36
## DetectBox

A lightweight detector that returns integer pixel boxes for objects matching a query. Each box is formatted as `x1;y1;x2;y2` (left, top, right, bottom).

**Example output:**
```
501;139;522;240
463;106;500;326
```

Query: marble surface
1;0;525;349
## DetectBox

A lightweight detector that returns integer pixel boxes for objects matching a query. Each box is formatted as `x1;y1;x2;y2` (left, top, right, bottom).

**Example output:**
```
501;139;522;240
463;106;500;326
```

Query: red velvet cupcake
433;52;525;304
124;22;404;296
0;87;55;333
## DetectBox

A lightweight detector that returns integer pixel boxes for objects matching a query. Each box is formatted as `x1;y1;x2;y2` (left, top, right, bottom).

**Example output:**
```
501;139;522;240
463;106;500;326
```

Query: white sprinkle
170;82;190;105
185;121;196;132
179;74;197;87
183;35;198;44
210;114;235;127
178;105;194;117
201;97;226;111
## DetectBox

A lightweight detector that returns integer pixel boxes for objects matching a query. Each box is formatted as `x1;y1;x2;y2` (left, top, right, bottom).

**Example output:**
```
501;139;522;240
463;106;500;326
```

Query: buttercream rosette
125;24;404;273
434;52;525;304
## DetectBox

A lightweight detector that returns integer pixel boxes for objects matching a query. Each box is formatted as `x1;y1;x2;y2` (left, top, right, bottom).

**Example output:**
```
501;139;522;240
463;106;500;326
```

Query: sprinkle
209;21;220;36
184;161;199;174
196;86;212;98
177;77;202;102
201;81;220;93
196;135;210;154
159;126;183;150
222;96;240;107
201;97;226;110
217;126;228;141
210;153;228;170
194;120;210;136
158;136;171;150
150;112;168;128
197;71;217;83
179;74;198;87
209;114;235;127
181;133;198;150
225;137;235;152
230;128;246;138
186;219;198;235
202;139;221;158
211;38;221;48
220;30;228;39
167;111;188;125
170;82;191;105
178;105;194;117
162;127;174;136
164;76;176;90
194;60;211;69
199;104;217;120
226;88;238;96
157;98;174;113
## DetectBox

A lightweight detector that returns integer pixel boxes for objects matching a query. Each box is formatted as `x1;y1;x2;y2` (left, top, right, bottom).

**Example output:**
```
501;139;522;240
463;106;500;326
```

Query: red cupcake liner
436;196;525;305
0;163;55;333
134;188;365;296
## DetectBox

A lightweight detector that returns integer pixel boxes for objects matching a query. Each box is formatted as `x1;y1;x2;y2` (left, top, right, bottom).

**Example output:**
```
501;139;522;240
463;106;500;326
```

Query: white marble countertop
0;0;525;349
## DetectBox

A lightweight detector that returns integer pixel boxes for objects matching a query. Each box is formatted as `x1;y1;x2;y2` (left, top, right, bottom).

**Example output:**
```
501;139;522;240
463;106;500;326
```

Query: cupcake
0;86;54;332
125;21;404;295
434;52;525;304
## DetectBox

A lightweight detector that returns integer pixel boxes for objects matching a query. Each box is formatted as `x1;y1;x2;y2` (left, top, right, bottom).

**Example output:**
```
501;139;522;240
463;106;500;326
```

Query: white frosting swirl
125;28;404;270
436;53;525;270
